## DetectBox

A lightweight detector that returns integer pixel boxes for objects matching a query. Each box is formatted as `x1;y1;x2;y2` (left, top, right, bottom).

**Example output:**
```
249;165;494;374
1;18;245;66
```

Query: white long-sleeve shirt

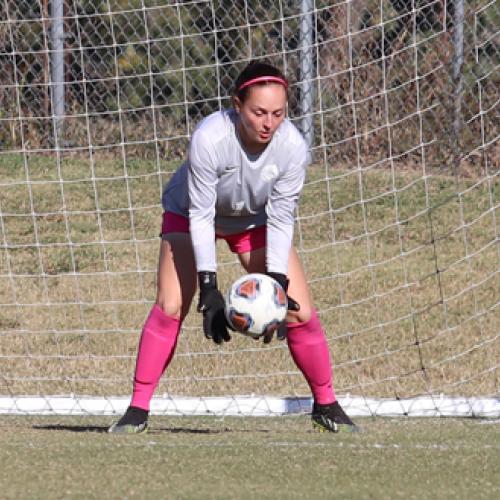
162;109;310;275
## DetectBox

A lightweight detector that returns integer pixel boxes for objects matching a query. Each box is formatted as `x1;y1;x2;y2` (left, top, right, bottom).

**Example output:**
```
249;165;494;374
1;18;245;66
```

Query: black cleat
108;406;149;434
311;401;360;433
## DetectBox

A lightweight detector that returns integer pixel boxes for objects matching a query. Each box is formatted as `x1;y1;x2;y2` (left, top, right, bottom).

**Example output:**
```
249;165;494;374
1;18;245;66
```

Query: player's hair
234;61;288;102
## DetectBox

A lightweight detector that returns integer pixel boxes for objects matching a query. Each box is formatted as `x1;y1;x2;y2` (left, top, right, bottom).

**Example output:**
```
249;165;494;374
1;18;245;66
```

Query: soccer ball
224;273;288;338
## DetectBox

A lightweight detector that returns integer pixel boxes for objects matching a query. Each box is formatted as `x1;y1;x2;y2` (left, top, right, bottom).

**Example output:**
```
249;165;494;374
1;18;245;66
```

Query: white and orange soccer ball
224;273;288;339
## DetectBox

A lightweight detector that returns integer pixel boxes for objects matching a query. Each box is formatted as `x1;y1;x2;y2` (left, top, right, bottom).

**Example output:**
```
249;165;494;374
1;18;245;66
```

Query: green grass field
1;415;499;499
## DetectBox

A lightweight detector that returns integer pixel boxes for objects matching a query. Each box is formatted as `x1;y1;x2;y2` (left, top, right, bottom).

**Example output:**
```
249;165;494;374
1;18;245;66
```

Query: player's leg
285;248;358;432
238;245;358;433
109;233;197;433
131;233;197;409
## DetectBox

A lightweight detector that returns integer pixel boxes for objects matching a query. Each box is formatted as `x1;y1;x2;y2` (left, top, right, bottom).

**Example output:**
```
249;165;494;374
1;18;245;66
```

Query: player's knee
155;298;182;320
286;306;313;325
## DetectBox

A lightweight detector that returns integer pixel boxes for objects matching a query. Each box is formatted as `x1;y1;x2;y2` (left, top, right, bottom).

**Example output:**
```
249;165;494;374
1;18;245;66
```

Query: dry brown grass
0;152;498;401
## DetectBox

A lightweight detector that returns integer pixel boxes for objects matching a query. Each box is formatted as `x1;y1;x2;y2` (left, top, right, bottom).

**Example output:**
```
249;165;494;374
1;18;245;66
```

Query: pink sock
130;305;181;411
286;309;336;405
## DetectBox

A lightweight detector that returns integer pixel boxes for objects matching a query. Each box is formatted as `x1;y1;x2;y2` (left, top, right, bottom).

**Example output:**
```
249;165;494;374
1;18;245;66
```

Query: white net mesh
0;0;498;416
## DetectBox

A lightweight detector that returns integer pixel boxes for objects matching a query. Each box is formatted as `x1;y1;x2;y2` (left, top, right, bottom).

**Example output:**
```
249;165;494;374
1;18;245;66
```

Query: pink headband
237;76;288;92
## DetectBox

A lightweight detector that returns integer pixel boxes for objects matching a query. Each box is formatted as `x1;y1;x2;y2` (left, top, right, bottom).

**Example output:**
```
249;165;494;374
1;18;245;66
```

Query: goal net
0;0;498;417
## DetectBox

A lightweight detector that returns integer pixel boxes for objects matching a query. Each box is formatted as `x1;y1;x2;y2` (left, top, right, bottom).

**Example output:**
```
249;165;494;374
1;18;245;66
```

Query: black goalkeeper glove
263;272;300;343
197;271;231;344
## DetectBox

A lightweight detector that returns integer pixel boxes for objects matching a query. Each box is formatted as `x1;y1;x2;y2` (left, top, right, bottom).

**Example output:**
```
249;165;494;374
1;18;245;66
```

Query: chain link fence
1;1;498;169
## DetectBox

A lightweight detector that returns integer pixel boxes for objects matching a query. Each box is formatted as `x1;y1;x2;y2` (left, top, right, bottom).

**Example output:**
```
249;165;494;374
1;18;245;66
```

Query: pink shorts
161;211;266;254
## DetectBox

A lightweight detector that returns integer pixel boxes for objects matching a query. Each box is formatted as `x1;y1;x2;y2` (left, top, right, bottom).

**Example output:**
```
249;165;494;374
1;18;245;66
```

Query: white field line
1;395;499;417
2;441;499;452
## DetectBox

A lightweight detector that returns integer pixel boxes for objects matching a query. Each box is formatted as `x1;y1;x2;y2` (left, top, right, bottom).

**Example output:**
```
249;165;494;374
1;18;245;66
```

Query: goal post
0;0;498;417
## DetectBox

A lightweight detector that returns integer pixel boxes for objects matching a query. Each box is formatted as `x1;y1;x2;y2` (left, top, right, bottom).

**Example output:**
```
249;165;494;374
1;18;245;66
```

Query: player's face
234;84;287;154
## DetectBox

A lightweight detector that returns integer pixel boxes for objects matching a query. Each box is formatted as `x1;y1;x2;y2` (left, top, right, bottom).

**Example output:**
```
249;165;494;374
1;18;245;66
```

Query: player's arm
265;141;309;276
187;130;231;344
263;143;309;341
188;129;218;273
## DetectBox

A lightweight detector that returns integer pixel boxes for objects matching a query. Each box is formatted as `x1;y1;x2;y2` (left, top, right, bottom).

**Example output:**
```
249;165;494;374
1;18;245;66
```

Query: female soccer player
109;61;358;434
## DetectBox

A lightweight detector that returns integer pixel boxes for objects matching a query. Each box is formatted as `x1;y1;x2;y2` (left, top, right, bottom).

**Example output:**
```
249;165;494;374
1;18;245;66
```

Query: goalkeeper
109;61;358;434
